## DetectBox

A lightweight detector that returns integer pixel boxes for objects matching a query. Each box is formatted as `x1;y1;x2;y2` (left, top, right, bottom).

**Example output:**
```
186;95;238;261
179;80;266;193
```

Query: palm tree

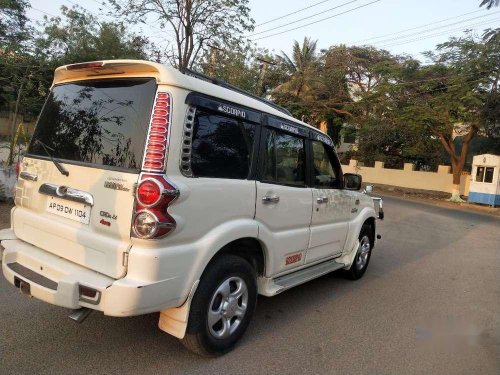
480;0;499;9
278;37;318;98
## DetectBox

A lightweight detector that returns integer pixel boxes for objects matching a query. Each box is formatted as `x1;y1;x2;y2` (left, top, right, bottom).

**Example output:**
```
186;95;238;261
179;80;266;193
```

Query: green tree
480;0;499;9
37;5;148;64
0;0;29;52
108;0;254;71
396;34;499;201
277;37;318;99
1;4;150;165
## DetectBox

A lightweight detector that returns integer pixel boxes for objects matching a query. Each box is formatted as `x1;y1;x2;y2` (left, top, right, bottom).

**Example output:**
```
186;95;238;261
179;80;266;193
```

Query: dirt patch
0;202;13;229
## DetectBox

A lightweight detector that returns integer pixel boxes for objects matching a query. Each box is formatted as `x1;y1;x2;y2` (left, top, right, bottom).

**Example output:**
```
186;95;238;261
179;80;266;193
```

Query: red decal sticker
99;219;111;227
285;253;302;265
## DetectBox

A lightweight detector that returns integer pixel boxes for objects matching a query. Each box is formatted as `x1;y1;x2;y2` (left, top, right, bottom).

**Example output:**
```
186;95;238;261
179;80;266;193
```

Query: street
0;196;499;375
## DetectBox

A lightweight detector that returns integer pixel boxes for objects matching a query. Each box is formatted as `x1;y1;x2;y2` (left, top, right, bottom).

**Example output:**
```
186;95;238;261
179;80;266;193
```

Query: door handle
316;197;329;204
19;172;38;181
262;195;280;204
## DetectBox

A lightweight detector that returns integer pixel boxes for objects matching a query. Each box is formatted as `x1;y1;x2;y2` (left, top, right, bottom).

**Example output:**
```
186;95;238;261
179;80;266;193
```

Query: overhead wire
31;7;59;18
250;0;382;41
247;0;360;37
363;11;500;46
375;17;500;48
352;9;487;44
255;0;334;27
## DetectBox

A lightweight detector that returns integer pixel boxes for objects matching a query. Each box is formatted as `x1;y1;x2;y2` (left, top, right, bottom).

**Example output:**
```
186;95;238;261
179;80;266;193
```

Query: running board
258;259;345;296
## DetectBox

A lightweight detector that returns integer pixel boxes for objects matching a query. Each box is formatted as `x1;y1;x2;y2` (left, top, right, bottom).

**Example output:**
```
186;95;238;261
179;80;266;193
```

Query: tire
180;254;257;357
344;224;373;280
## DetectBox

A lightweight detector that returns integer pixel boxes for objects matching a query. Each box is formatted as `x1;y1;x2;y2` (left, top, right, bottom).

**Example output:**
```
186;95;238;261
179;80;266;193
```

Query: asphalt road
0;197;499;375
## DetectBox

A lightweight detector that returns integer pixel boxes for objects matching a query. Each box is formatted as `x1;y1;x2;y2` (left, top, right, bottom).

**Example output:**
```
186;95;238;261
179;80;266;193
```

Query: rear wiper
33;139;69;176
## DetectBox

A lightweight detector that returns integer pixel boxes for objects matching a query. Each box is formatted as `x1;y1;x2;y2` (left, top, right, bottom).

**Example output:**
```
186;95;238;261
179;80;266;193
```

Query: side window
190;108;256;179
262;128;306;186
484;167;494;183
476;166;485;182
475;166;494;183
312;141;338;188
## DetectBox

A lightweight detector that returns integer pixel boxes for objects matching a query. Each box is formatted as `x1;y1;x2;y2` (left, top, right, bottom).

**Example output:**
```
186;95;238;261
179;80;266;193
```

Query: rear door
306;140;350;264
255;122;313;275
14;78;157;278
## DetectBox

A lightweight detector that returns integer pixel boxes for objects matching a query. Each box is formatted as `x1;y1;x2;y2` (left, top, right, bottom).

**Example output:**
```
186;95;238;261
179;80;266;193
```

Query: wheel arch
363;217;376;245
204;237;267;277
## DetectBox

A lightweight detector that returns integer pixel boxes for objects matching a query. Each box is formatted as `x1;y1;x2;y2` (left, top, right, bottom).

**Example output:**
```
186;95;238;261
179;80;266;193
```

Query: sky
27;0;500;62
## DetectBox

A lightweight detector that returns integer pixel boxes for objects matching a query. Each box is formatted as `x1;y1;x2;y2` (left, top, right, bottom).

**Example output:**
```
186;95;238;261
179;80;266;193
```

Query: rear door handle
262;195;280;204
316;197;328;204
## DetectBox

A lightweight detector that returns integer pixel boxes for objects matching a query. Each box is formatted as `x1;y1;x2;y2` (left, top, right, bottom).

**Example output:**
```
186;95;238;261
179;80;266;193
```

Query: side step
271;259;345;294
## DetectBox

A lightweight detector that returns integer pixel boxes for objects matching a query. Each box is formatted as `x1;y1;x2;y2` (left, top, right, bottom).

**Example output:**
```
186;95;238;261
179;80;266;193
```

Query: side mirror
344;173;362;190
364;185;373;193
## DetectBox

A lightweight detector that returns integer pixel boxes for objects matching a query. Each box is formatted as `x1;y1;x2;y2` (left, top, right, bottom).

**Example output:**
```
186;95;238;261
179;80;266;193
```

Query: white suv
0;60;383;356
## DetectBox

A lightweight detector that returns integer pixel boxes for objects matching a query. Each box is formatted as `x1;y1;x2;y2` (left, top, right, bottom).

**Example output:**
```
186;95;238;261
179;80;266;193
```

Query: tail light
142;92;171;172
137;179;163;207
132;174;179;239
15;161;21;179
132;90;178;239
66;61;104;70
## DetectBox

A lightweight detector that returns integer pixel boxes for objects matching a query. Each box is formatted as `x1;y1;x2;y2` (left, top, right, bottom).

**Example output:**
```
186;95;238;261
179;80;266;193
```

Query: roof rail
184;68;292;117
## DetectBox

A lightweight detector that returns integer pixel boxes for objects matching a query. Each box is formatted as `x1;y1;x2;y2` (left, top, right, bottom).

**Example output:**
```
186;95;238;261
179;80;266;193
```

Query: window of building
262;128;306;186
484;167;494;183
312;141;338;188
476;166;485;182
191;108;256;179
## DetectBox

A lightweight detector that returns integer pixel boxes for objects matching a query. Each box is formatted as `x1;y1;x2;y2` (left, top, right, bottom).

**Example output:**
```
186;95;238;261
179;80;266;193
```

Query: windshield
28;78;156;171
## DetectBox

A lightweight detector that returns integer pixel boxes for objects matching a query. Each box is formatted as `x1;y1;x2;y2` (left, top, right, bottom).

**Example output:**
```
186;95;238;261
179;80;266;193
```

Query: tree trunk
439;126;478;202
7;78;25;166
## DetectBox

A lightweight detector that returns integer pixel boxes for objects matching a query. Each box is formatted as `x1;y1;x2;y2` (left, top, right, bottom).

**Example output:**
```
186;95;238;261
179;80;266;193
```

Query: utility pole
8;67;29;166
207;44;224;77
256;57;275;97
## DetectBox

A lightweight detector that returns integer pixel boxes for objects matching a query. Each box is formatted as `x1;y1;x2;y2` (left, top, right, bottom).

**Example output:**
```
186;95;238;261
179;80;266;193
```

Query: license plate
46;197;91;225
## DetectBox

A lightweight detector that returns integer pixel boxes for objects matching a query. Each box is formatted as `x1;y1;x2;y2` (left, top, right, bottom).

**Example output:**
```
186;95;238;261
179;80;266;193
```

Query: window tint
28;79;156;171
312;141;338;188
476;166;485;182
191;108;256;179
484;167;494;183
262;129;305;186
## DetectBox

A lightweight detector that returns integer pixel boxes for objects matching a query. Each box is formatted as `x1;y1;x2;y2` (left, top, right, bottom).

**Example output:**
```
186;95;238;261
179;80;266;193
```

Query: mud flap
158;280;199;339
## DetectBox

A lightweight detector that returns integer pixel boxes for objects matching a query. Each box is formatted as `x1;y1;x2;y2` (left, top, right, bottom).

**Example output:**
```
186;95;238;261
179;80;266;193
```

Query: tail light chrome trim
142;91;172;173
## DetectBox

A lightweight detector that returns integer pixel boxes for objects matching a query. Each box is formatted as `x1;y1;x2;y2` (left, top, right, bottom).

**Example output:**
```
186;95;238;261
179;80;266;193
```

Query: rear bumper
1;235;184;317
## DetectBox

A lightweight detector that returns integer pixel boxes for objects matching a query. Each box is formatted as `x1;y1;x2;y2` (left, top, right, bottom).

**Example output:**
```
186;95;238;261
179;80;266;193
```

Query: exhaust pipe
69;308;93;323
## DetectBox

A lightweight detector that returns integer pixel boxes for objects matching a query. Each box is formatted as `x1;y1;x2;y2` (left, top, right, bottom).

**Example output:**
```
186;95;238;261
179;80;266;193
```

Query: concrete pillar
349;159;359;168
375;161;385;169
403;163;415;171
437;165;451;174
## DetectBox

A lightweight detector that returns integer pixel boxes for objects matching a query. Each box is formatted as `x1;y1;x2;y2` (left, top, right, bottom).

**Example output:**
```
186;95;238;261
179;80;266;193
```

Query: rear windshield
28;78;156;171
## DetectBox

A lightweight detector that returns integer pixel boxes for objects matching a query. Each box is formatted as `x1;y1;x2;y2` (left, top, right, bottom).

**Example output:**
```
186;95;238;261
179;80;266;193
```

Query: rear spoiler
53;60;165;85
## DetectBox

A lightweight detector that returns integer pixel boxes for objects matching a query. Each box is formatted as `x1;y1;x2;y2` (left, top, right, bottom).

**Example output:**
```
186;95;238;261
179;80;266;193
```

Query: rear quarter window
190;108;256;179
